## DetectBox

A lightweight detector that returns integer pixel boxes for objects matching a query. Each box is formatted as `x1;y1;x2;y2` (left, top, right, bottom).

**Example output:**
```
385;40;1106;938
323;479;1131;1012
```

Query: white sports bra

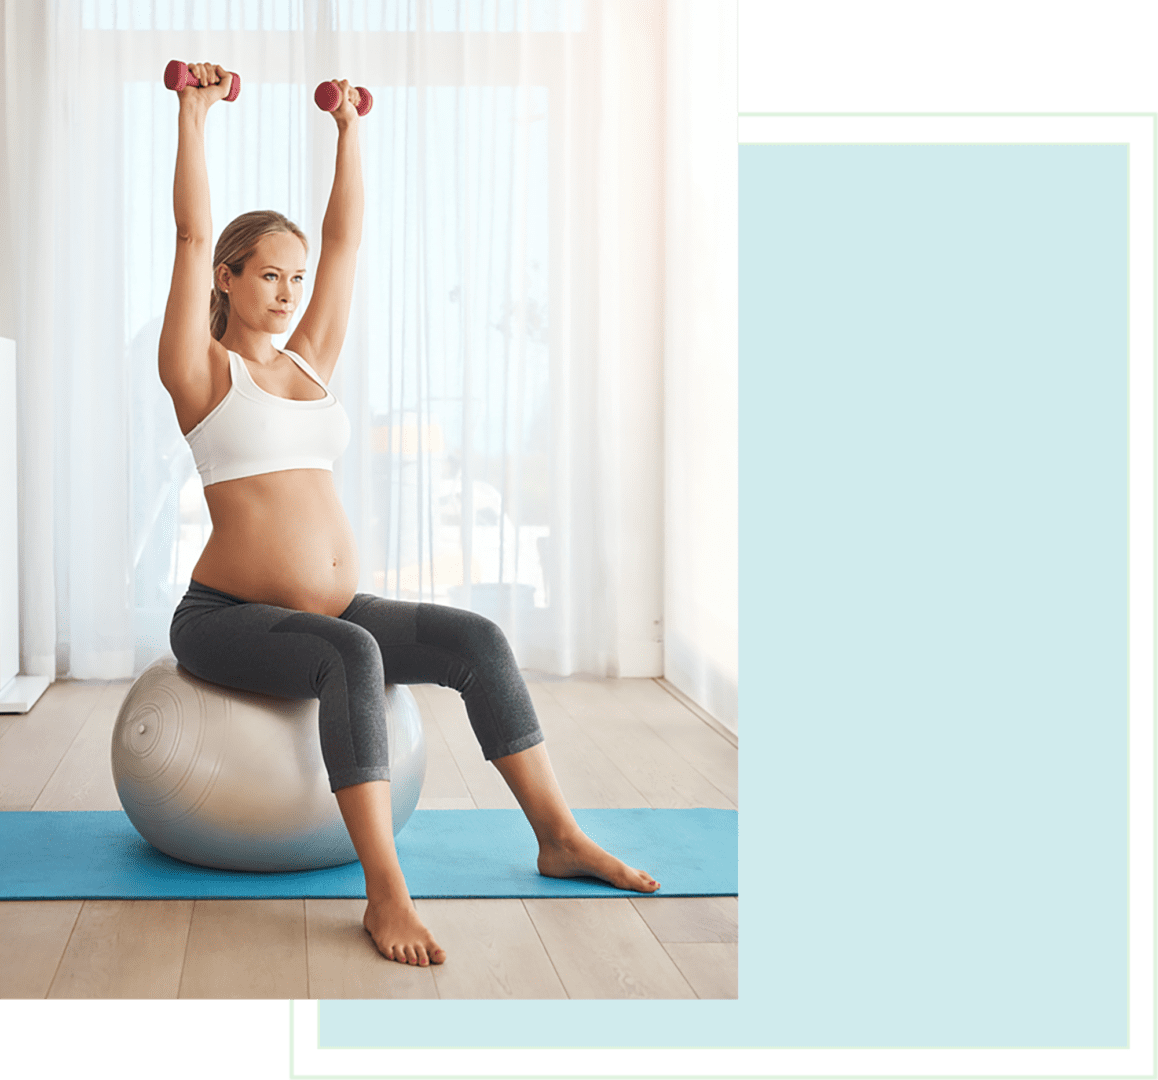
184;349;351;487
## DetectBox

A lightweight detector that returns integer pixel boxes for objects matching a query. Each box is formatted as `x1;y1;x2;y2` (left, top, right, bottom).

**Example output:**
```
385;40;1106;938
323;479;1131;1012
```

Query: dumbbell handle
164;60;241;102
314;81;373;117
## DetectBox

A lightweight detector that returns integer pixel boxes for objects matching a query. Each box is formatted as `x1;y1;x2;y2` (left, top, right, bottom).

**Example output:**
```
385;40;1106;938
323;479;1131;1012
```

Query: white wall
610;1;666;677
662;0;739;729
0;340;17;690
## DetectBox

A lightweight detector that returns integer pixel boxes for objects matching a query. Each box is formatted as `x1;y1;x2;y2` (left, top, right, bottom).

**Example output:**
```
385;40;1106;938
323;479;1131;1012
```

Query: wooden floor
0;674;737;999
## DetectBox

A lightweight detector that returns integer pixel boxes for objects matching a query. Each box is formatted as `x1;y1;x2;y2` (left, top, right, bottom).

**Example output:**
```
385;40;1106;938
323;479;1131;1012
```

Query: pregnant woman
160;64;659;967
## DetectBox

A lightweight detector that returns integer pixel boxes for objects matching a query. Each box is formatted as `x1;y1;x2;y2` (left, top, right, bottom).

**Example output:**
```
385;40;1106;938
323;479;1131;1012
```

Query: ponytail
209;286;230;341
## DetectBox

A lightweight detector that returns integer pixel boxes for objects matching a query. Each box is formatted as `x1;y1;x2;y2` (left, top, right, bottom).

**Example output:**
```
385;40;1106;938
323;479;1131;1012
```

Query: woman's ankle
362;865;414;906
537;820;587;850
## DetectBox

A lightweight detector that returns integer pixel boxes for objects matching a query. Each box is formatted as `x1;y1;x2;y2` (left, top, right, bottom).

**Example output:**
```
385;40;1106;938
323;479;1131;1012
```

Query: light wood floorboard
0;900;82;998
417;797;477;810
541;679;636;721
421;898;568;999
523;898;697;999
47;899;193;998
34;680;130;811
1;675;736;999
662;943;738;999
178;899;308;998
539;682;735;809
0;680;105;809
613;682;739;805
526;685;653;808
630;896;738;943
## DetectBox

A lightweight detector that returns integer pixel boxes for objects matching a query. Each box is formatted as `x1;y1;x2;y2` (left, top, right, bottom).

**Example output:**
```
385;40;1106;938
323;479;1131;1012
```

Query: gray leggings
169;580;545;792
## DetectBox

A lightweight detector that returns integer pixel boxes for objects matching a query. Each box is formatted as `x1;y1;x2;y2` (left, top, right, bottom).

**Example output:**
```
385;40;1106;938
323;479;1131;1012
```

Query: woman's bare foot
363;897;446;966
489;744;660;893
537;829;660;893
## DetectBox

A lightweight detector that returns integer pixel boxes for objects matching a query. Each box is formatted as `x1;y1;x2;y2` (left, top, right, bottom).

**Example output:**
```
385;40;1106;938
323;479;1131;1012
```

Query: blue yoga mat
0;809;737;900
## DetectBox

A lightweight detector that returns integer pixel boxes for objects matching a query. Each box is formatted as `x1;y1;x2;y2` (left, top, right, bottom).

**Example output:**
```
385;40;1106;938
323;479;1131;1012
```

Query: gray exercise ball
110;655;426;872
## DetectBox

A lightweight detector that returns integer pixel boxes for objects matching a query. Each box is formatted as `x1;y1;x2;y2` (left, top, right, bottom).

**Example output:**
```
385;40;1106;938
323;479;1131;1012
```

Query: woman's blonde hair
210;210;309;341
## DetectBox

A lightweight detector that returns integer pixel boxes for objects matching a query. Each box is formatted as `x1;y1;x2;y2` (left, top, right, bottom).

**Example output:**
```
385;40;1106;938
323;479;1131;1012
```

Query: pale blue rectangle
322;142;1127;1050
743;143;1128;1047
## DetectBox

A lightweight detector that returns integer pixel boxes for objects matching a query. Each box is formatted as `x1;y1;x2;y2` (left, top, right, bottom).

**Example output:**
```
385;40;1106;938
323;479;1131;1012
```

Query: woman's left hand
326;79;361;126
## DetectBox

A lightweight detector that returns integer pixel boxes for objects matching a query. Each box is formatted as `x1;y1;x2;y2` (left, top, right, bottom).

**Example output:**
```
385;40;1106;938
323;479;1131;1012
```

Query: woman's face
219;231;307;336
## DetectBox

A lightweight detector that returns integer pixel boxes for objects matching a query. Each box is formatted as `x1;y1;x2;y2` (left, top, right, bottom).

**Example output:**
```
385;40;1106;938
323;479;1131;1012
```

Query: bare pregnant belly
191;470;360;616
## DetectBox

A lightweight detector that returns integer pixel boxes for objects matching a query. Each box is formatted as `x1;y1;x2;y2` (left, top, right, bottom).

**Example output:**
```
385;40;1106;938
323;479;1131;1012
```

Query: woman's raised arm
287;80;365;382
157;64;234;399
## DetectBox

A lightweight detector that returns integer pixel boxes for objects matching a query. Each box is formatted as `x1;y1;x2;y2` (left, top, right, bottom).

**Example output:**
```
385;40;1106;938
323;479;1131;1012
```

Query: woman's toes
626;870;656;892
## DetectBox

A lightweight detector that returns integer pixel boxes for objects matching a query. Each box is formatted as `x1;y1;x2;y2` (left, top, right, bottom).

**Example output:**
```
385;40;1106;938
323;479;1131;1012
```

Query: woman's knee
266;615;390;782
415;603;511;662
268;610;385;690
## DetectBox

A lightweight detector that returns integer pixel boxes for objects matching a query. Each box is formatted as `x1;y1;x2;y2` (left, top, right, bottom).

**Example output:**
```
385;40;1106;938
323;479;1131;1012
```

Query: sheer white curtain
2;0;673;681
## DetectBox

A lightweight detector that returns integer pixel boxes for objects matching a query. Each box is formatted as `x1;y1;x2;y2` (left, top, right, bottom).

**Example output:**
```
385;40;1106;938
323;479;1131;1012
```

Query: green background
4;2;1153;1078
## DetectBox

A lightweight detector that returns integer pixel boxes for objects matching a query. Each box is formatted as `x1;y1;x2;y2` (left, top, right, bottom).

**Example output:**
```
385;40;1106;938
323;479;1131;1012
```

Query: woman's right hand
179;63;234;107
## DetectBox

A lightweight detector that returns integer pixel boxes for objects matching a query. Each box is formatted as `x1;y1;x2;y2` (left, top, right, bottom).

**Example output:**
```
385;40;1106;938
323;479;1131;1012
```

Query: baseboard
0;674;52;714
655;677;738;748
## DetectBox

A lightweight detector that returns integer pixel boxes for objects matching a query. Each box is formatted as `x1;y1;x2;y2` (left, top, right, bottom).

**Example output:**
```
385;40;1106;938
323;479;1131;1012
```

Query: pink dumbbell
164;60;241;101
314;81;373;117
